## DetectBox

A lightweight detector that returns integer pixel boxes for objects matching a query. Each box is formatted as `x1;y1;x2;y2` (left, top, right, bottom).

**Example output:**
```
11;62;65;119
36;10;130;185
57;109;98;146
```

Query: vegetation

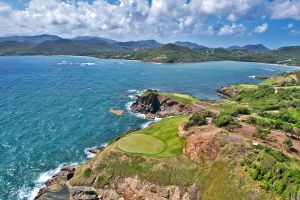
184;110;214;130
159;92;202;105
255;127;271;140
118;134;165;155
141;89;201;105
241;145;300;199
119;116;188;157
284;137;293;151
69;71;300;200
71;152;203;189
219;72;300;136
213;114;237;130
1;37;300;65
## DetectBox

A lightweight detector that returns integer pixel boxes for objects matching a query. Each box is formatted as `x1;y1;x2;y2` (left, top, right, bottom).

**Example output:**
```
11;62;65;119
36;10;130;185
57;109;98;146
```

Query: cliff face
131;92;201;118
130;93;162;114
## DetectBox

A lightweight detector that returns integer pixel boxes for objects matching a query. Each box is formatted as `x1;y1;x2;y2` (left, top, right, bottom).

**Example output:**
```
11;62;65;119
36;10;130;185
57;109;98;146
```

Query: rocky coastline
35;91;198;200
130;91;202;118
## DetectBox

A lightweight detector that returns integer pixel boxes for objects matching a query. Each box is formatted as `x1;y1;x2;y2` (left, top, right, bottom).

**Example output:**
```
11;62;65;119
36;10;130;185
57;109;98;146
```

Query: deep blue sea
0;56;297;200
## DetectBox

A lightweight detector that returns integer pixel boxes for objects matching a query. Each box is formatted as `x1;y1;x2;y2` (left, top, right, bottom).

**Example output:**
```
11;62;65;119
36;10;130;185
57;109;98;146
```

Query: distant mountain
0;39;126;55
0;34;299;66
226;44;270;52
71;36;118;45
241;44;270;52
102;44;218;63
174;41;210;50
0;34;62;43
116;40;162;49
226;45;241;50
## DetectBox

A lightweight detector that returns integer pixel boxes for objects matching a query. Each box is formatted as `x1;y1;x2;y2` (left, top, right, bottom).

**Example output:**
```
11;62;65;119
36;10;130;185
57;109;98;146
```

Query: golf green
118;134;165;154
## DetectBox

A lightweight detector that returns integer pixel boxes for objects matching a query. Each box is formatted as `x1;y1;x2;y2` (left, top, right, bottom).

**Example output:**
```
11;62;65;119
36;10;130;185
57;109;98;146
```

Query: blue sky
0;0;300;48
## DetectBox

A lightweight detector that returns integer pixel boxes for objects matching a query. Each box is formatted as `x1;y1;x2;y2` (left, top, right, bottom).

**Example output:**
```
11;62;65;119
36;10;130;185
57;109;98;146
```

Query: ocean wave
125;101;146;119
263;68;276;72
248;75;256;79
79;62;96;66
84;143;108;158
18;163;69;200
57;61;72;65
141;117;162;129
127;89;139;93
126;89;142;100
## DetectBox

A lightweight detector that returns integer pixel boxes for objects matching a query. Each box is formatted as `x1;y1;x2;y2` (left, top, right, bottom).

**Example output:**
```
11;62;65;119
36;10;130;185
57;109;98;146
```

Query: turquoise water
0;56;296;200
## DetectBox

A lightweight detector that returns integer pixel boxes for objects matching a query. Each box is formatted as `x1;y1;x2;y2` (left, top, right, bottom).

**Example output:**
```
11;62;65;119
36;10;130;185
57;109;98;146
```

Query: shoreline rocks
35;145;106;199
131;92;201;118
86;146;105;155
109;108;124;116
66;176;199;200
216;87;239;98
35;165;80;200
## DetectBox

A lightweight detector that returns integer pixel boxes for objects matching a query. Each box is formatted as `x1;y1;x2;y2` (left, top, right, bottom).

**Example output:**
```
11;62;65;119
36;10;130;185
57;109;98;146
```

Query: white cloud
254;23;268;33
290;29;300;34
270;0;300;20
218;23;246;36
189;0;264;22
288;23;294;29
0;0;297;40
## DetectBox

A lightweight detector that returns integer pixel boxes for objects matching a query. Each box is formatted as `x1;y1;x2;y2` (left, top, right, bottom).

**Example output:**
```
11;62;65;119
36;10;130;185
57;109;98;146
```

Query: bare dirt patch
183;125;221;163
234;122;300;158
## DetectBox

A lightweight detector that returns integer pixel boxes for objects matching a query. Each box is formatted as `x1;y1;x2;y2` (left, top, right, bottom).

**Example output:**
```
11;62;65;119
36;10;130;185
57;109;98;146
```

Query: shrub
274;180;286;194
284;137;293;151
213;114;237;130
265;147;289;162
255;127;271;140
235;106;251;115
184;109;214;130
83;168;92;178
282;124;294;133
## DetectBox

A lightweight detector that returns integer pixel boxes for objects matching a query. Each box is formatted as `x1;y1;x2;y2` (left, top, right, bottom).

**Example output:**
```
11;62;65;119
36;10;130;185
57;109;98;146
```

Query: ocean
0;56;296;199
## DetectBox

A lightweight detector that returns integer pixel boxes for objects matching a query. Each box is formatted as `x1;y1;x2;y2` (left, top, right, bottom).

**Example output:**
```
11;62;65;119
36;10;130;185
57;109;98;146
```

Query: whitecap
248;75;256;79
125;101;146;119
127;89;143;100
128;95;136;100
80;63;96;66
141;117;162;129
127;89;138;93
84;143;108;159
263;68;276;72
19;164;66;200
57;61;71;65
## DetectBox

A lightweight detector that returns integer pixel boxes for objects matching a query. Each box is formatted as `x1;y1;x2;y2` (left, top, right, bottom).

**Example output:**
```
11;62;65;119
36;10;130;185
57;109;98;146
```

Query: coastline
88;56;300;68
9;56;299;199
1;54;299;68
33;71;300;199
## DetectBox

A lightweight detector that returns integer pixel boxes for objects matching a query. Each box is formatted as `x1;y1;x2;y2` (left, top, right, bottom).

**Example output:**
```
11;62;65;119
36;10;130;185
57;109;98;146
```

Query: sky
0;0;300;48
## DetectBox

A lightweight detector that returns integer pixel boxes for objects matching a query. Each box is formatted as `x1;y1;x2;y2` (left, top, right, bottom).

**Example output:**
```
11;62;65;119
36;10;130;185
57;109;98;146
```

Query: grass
232;84;258;89
118;134;165;154
159;92;201;105
120;116;188;157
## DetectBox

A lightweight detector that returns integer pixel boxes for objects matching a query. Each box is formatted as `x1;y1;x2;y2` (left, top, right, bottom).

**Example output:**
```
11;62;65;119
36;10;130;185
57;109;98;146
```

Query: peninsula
36;70;300;200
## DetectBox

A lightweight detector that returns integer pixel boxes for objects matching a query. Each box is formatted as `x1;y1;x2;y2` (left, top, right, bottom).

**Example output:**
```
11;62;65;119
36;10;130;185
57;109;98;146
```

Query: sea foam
18;164;68;200
84;143;108;158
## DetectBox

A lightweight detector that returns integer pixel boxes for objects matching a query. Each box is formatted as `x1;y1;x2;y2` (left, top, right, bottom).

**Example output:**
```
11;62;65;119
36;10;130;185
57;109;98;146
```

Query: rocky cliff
131;92;201;118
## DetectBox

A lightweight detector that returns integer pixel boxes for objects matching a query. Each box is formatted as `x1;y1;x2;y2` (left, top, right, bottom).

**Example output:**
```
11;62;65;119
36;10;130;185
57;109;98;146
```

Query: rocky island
36;71;300;200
